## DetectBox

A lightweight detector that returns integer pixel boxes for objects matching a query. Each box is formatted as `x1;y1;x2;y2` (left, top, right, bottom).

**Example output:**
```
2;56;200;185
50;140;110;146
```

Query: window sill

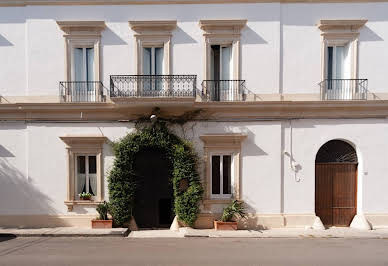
65;200;103;211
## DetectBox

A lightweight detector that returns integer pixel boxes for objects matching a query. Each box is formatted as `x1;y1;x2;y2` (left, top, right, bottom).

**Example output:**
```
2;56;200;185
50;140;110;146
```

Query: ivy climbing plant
108;121;203;227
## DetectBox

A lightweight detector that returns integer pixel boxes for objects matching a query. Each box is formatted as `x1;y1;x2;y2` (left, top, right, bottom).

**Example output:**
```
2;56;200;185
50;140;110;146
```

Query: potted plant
79;192;92;200
214;200;246;230
91;201;113;229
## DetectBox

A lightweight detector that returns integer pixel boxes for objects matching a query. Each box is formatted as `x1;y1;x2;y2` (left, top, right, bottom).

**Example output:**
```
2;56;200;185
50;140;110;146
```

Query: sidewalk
0;227;129;237
2;227;388;238
129;227;388;239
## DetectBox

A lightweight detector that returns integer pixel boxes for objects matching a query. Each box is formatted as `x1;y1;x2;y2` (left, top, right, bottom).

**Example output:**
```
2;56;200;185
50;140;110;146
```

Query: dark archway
133;148;174;228
108;122;203;227
315;140;358;227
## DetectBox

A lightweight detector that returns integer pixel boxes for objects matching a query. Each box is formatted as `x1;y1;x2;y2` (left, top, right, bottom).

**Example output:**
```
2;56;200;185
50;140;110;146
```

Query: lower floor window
76;155;97;197
211;154;232;197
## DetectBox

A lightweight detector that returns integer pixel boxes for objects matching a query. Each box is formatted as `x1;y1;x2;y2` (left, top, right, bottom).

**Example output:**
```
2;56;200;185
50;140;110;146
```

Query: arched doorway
315;140;358;227
133;148;174;228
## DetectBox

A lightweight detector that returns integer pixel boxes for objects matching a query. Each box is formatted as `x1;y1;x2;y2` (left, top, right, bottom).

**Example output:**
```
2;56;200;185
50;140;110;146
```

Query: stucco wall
1;119;388;218
0;3;388;96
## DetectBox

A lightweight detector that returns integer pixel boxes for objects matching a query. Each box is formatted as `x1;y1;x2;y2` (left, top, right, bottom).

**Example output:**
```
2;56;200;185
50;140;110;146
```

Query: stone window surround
318;19;367;81
200;134;247;208
199;19;247;81
129;20;177;75
60;136;107;211
57;21;106;83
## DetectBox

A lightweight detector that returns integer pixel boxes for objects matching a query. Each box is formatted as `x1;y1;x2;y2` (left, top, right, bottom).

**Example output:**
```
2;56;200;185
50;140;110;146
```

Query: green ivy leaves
108;122;203;227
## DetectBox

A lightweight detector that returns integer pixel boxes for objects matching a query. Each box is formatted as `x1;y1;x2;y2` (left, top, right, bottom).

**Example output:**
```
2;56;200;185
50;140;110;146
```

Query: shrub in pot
214;200;246;230
92;201;113;229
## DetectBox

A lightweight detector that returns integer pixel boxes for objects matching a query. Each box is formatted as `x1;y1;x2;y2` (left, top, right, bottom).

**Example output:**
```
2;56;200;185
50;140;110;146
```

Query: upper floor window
73;47;95;82
318;19;367;100
210;45;232;81
199;20;246;102
129;20;176;76
143;47;164;75
57;21;106;102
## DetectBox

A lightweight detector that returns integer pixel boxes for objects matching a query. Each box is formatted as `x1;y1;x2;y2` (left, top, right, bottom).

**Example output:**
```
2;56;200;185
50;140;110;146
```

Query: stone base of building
1;213;388;229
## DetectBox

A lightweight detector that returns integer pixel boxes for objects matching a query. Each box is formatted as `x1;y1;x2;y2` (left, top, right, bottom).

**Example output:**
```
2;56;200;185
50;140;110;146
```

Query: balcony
110;75;197;98
201;80;247;101
59;81;105;103
319;79;368;100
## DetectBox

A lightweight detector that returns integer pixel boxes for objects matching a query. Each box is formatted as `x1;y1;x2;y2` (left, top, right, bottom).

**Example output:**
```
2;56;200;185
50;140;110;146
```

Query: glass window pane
223;155;231;194
73;48;84;81
89;174;97;196
155;47;164;75
77;156;85;174
88;155;96;174
77;156;86;195
86;48;94;82
212;155;220;194
211;45;220;80
335;46;345;79
327;46;333;80
143;48;151;75
221;46;232;80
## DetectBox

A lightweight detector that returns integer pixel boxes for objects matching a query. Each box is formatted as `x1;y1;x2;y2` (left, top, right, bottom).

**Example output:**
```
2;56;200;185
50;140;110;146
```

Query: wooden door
315;163;357;227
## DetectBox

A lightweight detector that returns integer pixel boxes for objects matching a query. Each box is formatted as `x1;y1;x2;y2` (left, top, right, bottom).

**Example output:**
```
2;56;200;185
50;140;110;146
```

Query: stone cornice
59;135;107;148
1;0;388;6
57;21;106;36
1;100;388;120
318;19;368;31
200;134;247;148
199;19;247;36
129;20;177;35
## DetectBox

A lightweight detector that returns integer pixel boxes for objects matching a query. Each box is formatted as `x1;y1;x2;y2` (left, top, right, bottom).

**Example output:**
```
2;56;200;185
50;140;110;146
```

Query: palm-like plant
221;200;246;222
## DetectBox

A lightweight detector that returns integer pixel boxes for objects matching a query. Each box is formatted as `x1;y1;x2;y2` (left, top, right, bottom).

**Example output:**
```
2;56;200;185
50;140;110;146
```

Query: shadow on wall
173;27;198;44
241;26;268;45
101;27;127;46
222;125;268;157
0;145;15;157
359;26;384;42
0;159;57;217
0;34;13;46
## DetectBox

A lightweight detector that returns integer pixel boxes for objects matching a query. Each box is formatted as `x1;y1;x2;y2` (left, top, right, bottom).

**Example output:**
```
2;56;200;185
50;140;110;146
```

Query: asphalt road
0;236;387;266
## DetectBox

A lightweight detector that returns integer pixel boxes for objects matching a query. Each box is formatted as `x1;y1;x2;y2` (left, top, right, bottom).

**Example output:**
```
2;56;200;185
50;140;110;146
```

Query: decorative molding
60;135;107;211
199;19;246;81
129;20;177;35
57;21;106;83
318;19;367;81
57;21;106;36
3;100;388;120
200;134;247;149
3;0;388;7
200;134;247;205
318;19;368;33
199;19;247;36
129;21;176;75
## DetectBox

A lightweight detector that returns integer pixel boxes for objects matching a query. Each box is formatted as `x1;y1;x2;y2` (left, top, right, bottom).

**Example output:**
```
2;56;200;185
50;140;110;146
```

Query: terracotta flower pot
214;220;238;230
91;220;113;229
80;197;91;200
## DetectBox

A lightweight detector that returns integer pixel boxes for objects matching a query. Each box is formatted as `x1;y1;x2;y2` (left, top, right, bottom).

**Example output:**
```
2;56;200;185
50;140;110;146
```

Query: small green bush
96;201;109;220
108;122;203;227
221;200;246;222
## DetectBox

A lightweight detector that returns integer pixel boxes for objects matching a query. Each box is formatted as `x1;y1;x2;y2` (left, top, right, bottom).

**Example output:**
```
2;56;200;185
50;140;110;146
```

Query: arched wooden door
315;140;357;227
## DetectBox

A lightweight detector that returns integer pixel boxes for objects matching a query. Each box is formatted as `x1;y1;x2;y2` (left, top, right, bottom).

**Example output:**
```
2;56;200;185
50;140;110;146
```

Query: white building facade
0;0;388;229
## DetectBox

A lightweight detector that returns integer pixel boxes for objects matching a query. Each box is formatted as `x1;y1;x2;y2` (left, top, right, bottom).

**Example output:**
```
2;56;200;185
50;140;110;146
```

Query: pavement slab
0;227;129;237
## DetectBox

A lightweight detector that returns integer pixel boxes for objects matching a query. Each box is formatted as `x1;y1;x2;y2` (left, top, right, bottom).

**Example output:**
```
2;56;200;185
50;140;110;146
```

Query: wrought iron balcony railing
59;81;105;103
201;80;247;101
110;75;197;98
319;79;368;100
